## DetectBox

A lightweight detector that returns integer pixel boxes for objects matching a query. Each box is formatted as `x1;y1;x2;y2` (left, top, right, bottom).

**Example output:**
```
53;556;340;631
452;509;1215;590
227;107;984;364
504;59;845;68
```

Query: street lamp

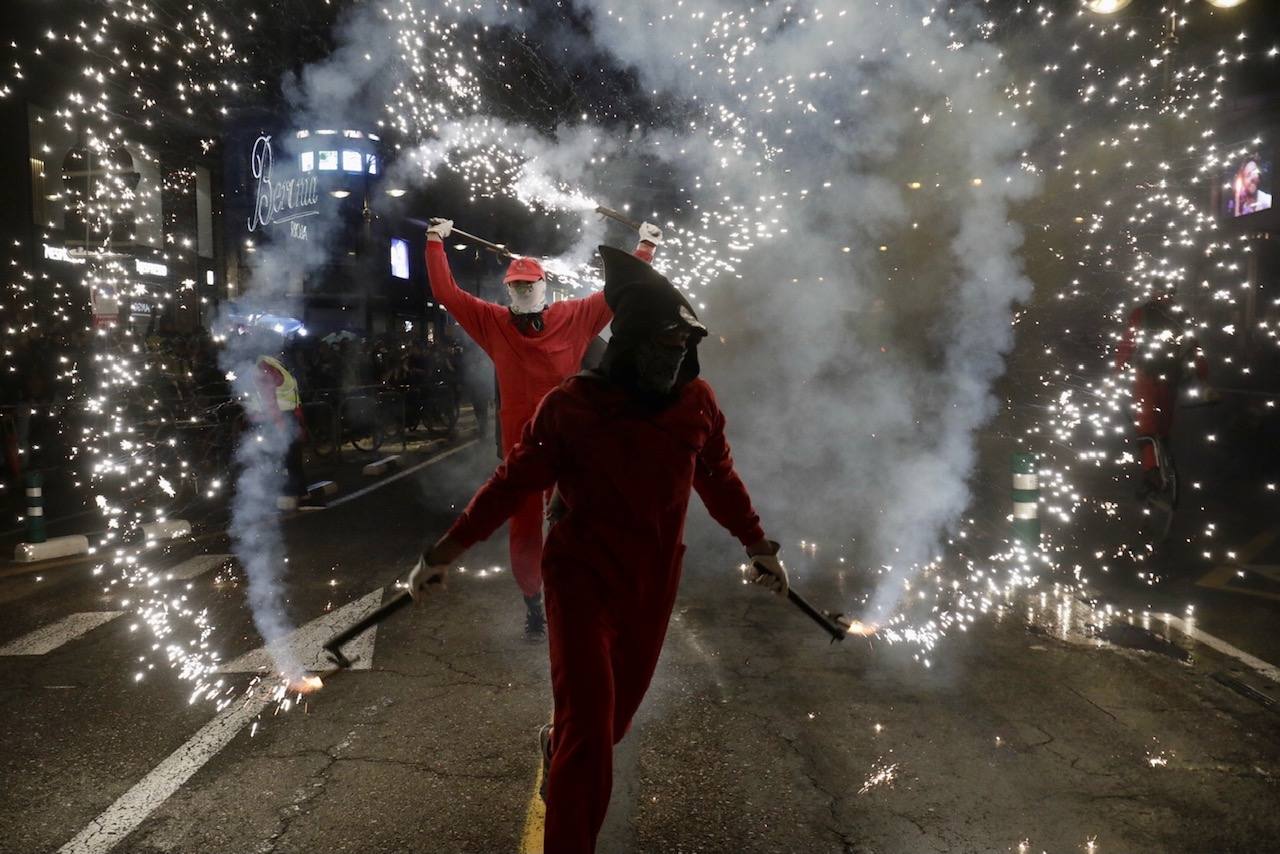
1083;0;1132;12
1084;0;1247;10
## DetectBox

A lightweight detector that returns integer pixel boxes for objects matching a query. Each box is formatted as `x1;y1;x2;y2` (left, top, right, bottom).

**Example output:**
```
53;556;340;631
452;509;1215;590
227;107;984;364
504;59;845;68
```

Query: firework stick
409;216;517;259
751;559;849;643
595;204;643;231
322;589;414;668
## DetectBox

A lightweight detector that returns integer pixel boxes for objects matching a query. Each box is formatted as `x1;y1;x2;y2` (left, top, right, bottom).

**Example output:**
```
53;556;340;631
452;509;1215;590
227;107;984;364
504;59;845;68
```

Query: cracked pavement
1;441;1278;853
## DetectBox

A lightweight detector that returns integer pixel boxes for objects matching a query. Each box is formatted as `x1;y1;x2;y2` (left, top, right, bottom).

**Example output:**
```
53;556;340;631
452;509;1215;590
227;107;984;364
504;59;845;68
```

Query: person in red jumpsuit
1115;292;1208;497
425;218;663;638
408;245;789;853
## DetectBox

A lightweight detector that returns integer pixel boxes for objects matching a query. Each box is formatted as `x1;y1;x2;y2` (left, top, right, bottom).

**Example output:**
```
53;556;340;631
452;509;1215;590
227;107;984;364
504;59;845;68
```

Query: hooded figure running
409;246;789;854
425;218;662;639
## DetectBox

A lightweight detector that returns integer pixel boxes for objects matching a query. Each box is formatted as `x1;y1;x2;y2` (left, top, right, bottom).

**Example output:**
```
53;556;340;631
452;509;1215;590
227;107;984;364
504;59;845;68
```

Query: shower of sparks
0;0;1274;713
857;760;900;795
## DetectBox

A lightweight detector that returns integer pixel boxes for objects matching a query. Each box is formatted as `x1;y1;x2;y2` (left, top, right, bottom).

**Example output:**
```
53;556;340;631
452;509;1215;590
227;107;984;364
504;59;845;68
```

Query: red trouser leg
1134;375;1176;470
544;589;616;854
508;491;545;598
543;580;672;853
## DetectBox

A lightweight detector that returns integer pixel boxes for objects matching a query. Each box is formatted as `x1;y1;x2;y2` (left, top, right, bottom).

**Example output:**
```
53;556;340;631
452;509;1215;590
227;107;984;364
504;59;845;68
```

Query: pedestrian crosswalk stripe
0;612;125;656
56;686;275;854
1154;614;1280;684
164;554;233;582
217;588;385;673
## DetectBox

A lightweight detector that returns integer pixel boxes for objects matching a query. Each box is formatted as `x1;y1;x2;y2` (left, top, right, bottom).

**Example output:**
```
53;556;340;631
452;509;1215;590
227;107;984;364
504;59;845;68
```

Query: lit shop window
342;150;363;173
366;154;379;175
317;151;339;171
299;151;315;173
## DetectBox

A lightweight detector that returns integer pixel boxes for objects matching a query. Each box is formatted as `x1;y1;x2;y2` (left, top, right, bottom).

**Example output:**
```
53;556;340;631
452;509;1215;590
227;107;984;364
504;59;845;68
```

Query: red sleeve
570;289;613;339
561;240;650;338
1115;306;1141;371
426;240;498;351
445;391;563;548
692;385;766;546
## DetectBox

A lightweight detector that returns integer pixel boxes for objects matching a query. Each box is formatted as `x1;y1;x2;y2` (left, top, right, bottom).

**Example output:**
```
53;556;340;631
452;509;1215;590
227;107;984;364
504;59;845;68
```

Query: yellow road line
518;764;546;854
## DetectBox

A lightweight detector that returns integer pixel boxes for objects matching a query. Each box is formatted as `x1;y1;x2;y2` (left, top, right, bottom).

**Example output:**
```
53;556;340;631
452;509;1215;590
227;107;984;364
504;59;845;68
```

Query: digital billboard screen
1223;154;1273;218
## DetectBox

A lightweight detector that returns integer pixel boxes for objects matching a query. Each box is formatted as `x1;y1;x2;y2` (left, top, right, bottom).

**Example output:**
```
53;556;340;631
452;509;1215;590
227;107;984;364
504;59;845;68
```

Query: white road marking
326;439;477;508
55;688;274;854
56;587;398;854
1154;614;1280;684
164;554;233;582
0;612;124;656
217;588;386;673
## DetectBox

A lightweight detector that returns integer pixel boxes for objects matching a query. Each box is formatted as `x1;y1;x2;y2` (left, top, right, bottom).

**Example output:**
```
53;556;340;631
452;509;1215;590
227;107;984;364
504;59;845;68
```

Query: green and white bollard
25;472;46;544
1011;453;1040;545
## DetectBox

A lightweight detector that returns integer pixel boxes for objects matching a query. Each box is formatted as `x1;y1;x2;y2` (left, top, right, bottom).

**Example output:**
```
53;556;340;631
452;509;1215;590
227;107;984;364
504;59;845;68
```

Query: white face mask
508;278;546;315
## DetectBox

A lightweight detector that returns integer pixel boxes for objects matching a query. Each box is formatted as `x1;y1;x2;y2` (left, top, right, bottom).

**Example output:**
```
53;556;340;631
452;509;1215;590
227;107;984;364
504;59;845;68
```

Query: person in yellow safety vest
254;354;316;508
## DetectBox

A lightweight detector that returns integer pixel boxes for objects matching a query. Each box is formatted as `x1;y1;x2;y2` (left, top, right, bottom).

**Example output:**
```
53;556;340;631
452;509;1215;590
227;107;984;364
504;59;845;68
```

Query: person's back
534;374;727;601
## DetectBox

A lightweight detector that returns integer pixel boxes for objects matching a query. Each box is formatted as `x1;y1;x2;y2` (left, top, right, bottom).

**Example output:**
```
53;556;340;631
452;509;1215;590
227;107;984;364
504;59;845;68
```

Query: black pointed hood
596;246;707;405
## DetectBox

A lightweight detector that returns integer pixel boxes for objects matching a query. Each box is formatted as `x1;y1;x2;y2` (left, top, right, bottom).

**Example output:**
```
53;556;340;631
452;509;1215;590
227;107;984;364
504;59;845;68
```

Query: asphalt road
2;436;1279;854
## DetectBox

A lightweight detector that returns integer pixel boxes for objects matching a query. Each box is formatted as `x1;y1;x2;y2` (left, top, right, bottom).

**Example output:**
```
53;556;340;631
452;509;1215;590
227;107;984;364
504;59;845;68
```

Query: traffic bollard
25;472;46;544
1011;453;1040;545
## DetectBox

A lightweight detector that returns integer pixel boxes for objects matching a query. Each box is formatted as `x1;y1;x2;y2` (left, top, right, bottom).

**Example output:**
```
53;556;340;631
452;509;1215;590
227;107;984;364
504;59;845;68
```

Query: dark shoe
537;723;553;802
524;594;546;641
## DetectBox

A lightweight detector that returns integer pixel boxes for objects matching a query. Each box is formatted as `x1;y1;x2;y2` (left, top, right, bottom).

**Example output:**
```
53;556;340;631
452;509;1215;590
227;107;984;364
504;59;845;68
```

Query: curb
141;519;192;542
14;534;90;563
361;456;402;477
308;480;339;496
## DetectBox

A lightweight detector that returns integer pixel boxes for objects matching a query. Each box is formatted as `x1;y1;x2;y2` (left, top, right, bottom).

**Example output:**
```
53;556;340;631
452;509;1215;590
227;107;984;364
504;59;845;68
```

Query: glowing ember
285;675;325;695
839;622;880;640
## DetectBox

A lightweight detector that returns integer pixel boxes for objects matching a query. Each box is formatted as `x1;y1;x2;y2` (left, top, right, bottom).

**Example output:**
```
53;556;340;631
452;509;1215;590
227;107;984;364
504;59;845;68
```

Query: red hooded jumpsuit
426;239;655;599
427;241;610;598
444;373;765;853
1115;301;1207;471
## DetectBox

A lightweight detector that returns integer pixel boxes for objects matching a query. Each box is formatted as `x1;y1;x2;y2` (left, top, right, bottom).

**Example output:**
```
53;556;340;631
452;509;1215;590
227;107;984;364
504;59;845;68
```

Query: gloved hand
427;218;453;240
407;551;448;603
748;541;789;598
638;222;662;245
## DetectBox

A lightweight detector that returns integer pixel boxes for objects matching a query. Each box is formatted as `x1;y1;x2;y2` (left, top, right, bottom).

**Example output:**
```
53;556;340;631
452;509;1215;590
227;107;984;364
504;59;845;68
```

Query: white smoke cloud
537;1;1038;619
274;0;1037;628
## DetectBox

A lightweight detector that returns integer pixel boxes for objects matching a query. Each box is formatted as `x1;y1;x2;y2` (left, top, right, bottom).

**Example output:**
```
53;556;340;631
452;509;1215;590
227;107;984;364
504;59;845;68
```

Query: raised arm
569;222;665;338
633;221;663;264
425;222;497;350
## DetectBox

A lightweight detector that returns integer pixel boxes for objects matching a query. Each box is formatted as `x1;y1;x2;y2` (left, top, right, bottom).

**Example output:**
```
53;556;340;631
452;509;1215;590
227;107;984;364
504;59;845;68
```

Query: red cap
503;256;545;284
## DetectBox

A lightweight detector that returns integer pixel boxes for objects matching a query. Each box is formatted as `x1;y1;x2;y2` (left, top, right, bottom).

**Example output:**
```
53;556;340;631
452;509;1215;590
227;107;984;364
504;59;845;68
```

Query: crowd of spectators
1;322;494;485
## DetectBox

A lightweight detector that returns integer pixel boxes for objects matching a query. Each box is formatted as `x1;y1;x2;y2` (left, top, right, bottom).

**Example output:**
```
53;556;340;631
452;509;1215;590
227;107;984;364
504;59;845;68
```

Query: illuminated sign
43;243;84;264
317;150;338;171
342;150;363;172
247;135;320;236
135;259;168;277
